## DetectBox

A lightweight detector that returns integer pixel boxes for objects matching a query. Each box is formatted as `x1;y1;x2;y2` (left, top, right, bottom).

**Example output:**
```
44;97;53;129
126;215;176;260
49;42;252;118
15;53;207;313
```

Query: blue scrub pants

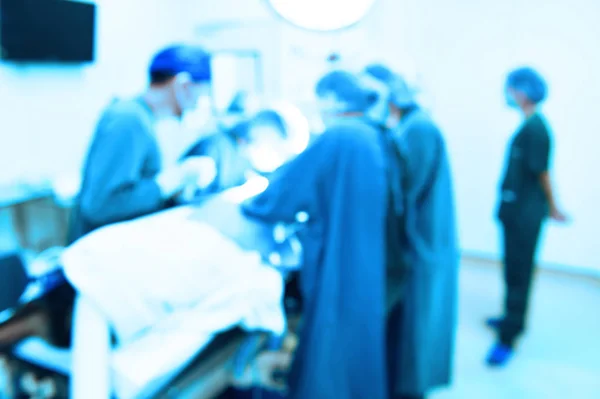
499;219;544;347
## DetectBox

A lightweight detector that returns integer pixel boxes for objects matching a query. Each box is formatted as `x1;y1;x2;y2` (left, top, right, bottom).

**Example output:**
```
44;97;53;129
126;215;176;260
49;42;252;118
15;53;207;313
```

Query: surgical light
265;0;378;32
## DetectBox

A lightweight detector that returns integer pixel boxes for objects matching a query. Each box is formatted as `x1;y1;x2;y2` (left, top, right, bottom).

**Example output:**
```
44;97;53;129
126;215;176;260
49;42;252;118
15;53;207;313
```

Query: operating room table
7;323;269;399
150;327;258;399
5;275;300;399
149;276;302;399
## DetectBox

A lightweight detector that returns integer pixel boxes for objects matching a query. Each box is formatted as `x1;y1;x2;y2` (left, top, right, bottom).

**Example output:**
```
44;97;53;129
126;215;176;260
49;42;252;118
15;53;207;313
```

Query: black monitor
0;0;97;63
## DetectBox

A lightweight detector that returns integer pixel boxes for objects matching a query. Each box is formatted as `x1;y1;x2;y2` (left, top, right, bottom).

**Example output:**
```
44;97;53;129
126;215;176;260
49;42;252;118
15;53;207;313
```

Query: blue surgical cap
316;70;379;113
506;67;548;104
364;64;396;84
149;45;211;83
365;64;417;109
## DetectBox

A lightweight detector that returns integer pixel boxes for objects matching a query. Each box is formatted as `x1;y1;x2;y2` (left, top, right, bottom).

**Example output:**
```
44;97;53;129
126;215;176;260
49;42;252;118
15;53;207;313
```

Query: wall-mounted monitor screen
0;0;96;63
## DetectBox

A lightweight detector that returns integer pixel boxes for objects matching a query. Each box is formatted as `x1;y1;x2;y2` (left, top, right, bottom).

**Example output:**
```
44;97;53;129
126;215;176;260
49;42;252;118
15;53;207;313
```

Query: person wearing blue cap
365;64;459;399
243;69;390;399
486;67;568;366
25;45;219;353
315;70;380;126
70;44;216;243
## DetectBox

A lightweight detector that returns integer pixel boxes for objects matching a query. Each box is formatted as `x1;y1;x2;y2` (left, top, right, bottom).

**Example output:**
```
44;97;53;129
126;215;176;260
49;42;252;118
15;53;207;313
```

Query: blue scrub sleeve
525;127;551;175
79;117;164;226
242;134;332;225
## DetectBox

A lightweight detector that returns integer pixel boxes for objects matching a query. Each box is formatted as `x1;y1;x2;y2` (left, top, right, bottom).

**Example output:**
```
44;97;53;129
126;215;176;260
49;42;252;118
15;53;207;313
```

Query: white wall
0;0;196;251
367;0;600;274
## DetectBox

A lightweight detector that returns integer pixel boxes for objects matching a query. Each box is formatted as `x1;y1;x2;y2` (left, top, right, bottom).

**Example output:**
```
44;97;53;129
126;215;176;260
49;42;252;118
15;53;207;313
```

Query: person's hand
180;156;217;190
255;351;293;392
155;165;186;199
232;351;293;392
282;333;299;353
155;157;217;199
550;206;569;223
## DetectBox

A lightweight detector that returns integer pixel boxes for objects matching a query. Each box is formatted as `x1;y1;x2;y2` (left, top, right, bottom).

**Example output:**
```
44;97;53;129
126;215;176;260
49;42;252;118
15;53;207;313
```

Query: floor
222;259;600;399
2;260;600;398
431;259;600;399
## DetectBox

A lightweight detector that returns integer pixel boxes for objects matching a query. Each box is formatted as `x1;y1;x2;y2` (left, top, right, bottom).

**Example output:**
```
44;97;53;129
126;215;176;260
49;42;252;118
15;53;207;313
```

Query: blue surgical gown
243;118;389;399
388;108;459;396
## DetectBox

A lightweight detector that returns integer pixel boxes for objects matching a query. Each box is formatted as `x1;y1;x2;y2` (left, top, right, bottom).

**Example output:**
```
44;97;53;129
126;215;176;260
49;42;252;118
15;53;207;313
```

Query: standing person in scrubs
38;45;216;350
365;64;459;399
242;70;390;399
486;67;568;366
69;44;217;243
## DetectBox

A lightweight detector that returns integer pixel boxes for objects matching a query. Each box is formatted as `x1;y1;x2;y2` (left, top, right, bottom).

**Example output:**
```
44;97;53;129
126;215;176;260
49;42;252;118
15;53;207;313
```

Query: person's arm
180;135;225;195
539;172;556;209
79;116;165;227
242;132;331;224
526;128;567;222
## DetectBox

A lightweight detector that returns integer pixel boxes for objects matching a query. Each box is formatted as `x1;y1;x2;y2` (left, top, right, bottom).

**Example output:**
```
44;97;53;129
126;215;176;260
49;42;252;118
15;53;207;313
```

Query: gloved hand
154;156;217;199
231;351;293;393
180;156;217;190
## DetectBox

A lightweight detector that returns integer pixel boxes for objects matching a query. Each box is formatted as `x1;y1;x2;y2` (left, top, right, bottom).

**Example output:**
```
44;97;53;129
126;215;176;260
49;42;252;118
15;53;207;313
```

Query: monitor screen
0;0;96;63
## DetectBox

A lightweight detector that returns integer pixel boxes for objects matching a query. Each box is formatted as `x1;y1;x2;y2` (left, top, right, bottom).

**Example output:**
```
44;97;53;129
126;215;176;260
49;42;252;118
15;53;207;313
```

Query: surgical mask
175;79;209;117
359;73;390;125
366;100;389;125
505;88;519;109
318;95;349;128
